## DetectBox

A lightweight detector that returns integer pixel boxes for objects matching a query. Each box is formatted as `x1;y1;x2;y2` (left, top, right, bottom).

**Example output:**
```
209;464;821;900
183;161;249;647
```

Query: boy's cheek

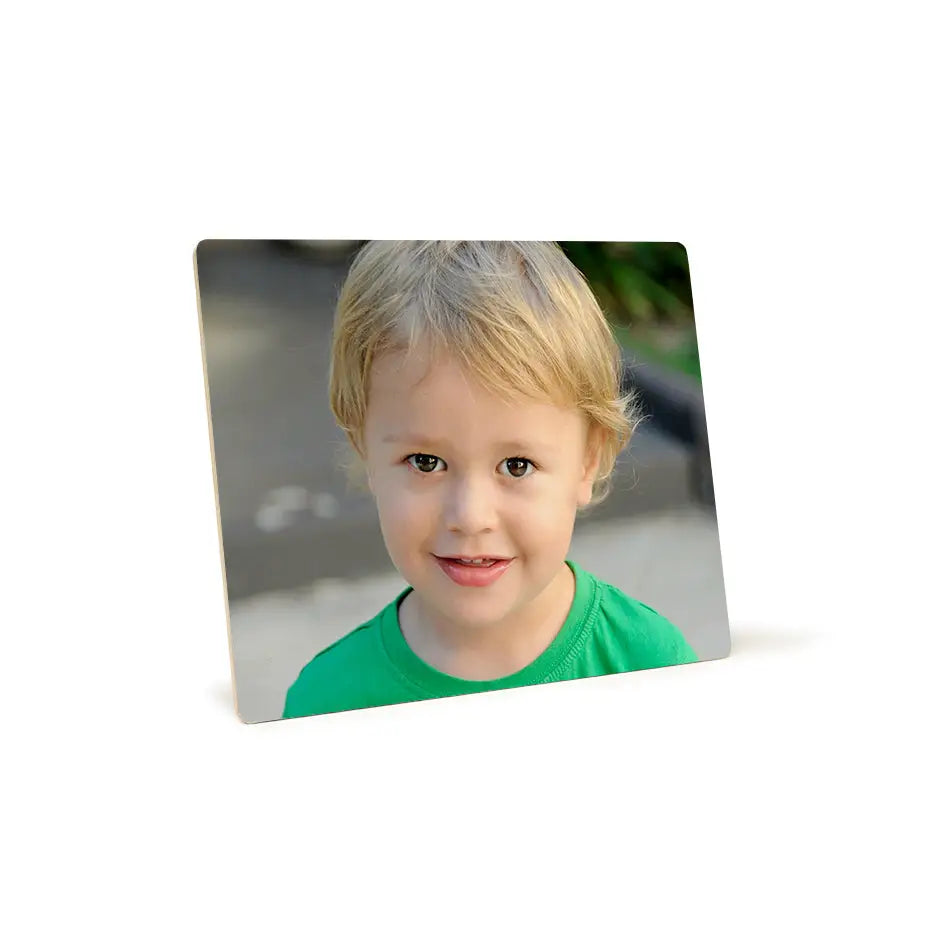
376;492;428;531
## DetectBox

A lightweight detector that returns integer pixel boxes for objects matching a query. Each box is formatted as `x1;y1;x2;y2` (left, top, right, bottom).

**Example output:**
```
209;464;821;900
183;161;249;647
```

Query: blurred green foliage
559;242;694;325
559;241;700;382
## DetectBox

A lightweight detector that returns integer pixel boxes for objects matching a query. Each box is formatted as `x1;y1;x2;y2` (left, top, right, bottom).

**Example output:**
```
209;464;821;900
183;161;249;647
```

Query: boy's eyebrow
382;433;556;453
496;440;557;453
382;433;444;446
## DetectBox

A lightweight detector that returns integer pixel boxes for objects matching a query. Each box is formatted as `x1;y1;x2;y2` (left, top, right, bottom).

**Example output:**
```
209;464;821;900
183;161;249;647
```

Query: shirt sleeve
634;600;699;667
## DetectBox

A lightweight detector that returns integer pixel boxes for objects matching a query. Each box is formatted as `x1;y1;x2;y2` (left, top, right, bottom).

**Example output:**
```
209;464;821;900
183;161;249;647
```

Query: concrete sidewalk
226;505;730;723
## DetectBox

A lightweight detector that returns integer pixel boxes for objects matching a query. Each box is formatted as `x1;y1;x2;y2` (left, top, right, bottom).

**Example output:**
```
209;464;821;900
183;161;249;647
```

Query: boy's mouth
435;555;510;567
433;555;514;587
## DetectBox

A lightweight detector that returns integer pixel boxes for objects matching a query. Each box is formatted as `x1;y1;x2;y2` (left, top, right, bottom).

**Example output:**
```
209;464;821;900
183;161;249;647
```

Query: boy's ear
344;433;374;495
576;428;603;508
359;442;376;495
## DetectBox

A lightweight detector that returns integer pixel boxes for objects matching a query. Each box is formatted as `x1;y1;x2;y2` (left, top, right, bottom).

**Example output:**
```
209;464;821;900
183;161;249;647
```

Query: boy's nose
444;474;498;535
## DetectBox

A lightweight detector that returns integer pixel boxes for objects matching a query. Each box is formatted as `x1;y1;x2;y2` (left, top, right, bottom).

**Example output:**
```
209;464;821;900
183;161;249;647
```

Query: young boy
283;241;697;719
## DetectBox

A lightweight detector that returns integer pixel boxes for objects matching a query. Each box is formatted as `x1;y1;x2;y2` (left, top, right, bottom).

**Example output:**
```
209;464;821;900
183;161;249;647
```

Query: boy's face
362;347;600;633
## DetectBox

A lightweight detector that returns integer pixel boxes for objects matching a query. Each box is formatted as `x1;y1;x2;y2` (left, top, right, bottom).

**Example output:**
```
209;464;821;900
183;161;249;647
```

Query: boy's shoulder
282;594;418;719
283;615;386;719
305;616;383;669
577;565;699;668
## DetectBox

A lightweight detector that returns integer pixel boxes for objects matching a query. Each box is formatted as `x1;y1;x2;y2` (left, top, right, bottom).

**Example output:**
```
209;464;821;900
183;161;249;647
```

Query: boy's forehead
366;352;586;449
369;345;460;390
369;346;548;400
369;349;535;410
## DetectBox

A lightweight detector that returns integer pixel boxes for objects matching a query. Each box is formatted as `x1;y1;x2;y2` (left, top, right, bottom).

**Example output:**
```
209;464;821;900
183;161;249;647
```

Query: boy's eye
498;457;535;479
406;453;446;473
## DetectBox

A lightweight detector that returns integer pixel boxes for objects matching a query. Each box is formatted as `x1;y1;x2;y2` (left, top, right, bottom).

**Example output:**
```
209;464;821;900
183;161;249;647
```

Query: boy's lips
433;554;514;587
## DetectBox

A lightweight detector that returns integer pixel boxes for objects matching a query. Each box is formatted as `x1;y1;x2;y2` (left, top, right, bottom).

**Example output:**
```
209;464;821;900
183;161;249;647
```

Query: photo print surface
195;241;730;723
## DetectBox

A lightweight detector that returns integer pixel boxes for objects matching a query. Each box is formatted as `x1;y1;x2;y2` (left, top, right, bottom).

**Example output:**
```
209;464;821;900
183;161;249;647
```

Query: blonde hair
330;241;641;505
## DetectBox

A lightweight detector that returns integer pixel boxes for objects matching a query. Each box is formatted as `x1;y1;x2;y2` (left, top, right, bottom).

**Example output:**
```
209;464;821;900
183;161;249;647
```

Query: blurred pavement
228;505;730;723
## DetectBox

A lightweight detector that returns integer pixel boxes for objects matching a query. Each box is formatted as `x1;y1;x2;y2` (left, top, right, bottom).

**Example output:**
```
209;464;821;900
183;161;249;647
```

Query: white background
4;3;935;935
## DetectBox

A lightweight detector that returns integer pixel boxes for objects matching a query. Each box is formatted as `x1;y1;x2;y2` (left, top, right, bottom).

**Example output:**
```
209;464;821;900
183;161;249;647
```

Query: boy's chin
417;576;527;627
425;597;517;630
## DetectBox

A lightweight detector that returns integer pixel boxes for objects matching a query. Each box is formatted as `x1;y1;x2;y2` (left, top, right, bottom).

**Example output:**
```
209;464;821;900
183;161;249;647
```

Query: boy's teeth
455;558;496;566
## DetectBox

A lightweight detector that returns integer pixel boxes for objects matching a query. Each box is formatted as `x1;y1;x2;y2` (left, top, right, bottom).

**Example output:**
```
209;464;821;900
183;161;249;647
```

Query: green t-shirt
283;560;698;719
